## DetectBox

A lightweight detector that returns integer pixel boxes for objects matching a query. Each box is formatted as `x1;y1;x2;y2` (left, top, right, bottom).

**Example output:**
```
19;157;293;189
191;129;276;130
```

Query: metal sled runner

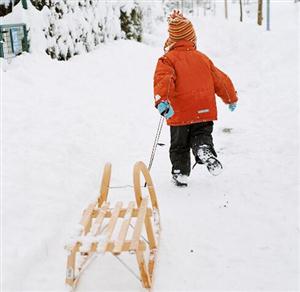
65;161;160;290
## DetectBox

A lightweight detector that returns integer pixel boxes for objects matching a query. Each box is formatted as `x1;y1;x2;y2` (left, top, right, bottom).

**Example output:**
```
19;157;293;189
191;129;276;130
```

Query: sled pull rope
108;185;134;189
108;185;148;189
148;116;164;172
144;116;164;188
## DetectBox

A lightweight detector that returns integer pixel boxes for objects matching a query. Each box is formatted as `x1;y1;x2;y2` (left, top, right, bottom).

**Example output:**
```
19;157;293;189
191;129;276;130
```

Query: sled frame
65;161;160;290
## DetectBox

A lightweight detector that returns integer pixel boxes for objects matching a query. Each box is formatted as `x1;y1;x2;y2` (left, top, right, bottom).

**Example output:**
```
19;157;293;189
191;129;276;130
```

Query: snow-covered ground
1;1;299;291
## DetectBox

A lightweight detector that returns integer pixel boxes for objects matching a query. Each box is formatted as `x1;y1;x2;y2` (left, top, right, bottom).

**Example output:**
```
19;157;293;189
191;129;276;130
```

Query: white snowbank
1;1;299;291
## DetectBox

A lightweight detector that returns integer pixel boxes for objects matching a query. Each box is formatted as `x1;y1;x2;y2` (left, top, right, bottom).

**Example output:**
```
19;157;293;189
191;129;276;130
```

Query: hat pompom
166;10;197;49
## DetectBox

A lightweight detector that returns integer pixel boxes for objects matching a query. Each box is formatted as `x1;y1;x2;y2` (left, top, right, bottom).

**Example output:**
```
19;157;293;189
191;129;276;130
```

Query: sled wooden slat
109;240;145;252
67;239;147;254
80;201;97;235
92;240;147;253
113;201;135;255
129;198;148;252
91;202;110;236
98;201;123;253
65;161;161;290
93;208;153;218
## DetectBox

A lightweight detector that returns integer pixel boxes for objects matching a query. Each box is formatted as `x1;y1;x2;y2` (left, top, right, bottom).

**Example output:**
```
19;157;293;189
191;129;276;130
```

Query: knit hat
164;10;197;51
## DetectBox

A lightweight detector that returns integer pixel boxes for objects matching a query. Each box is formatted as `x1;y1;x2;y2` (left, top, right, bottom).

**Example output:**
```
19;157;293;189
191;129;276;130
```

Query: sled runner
65;161;160;290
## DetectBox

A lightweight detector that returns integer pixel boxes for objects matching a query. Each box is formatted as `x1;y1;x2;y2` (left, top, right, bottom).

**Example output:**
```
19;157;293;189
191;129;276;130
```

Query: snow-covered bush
0;0;21;16
30;0;49;11
1;0;165;60
120;2;143;42
43;0;123;60
43;0;165;60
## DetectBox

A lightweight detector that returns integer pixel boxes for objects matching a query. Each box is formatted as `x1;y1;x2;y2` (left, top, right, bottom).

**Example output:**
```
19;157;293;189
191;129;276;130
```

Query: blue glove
228;102;237;112
157;101;174;119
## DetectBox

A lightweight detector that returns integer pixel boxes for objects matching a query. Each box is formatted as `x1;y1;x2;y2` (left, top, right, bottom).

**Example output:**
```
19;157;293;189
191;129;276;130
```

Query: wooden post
224;0;228;19
22;24;29;52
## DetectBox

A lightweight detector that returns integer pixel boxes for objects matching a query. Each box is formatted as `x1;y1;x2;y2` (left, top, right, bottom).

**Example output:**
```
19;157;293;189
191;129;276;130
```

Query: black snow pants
169;121;216;176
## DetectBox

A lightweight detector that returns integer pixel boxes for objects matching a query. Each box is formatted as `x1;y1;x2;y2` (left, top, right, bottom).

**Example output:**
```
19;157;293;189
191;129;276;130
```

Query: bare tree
258;0;263;25
225;0;228;19
239;0;243;21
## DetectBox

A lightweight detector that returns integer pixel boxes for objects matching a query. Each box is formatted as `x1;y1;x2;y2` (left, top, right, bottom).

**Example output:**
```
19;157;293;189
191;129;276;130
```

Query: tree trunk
239;0;243;22
258;0;263;25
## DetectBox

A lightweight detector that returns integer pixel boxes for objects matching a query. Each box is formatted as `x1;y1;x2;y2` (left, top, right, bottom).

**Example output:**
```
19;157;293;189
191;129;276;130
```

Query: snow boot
172;174;188;187
197;144;223;176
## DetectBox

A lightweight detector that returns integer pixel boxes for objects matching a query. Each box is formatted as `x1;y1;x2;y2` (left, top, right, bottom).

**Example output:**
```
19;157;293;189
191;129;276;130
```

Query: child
153;11;238;187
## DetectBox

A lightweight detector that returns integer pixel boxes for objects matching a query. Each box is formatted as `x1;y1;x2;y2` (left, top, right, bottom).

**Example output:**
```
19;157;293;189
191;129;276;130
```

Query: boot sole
172;178;188;187
206;158;223;176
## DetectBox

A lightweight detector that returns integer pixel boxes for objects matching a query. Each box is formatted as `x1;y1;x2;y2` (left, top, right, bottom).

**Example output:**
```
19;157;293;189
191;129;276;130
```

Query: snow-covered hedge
1;0;164;60
43;0;163;60
44;0;121;60
120;3;142;42
0;0;21;16
30;0;49;11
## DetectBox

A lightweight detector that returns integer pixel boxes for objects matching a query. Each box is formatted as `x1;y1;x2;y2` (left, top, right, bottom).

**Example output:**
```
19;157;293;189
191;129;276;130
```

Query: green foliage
30;0;51;10
120;5;143;42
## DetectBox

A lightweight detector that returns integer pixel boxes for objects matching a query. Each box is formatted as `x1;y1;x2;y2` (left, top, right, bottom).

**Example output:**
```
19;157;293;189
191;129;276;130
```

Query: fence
0;23;29;58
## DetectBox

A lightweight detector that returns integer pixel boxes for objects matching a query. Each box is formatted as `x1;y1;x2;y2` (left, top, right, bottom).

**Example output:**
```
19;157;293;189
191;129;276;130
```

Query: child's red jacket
153;40;238;126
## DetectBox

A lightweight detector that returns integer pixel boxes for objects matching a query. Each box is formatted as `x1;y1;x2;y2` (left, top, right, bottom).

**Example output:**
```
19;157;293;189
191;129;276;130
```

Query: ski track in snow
2;2;299;292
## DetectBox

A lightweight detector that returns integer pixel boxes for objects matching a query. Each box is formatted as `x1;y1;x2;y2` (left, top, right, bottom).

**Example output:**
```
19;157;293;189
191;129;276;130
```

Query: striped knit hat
164;10;197;51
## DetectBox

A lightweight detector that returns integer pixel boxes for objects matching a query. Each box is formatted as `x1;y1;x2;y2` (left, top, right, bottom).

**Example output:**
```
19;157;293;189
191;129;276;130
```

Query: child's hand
157;101;174;119
228;102;237;112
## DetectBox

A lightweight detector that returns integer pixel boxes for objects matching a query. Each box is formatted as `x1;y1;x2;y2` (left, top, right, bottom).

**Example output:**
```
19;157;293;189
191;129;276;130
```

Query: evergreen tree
120;4;143;42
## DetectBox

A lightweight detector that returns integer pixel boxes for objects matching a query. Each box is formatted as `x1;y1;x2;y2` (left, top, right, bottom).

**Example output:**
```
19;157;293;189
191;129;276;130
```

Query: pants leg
190;122;217;161
169;125;191;176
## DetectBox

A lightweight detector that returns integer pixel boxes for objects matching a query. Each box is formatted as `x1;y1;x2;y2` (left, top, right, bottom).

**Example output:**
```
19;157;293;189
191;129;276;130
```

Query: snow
0;0;11;8
1;1;299;291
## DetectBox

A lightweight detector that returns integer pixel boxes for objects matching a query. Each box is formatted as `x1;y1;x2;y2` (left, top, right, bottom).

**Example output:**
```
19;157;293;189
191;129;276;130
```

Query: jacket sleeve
153;56;176;107
210;61;238;104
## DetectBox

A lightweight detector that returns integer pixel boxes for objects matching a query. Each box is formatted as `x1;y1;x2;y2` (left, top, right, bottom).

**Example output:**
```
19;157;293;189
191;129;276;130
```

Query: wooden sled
65;161;160;290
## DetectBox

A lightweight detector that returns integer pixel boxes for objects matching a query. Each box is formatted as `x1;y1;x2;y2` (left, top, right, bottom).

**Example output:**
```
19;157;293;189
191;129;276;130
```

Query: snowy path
2;3;299;291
